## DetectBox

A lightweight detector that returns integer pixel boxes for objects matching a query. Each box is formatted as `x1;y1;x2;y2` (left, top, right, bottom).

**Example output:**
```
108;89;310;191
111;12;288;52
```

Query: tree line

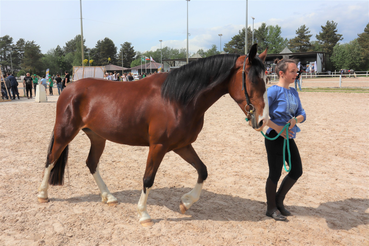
0;20;368;77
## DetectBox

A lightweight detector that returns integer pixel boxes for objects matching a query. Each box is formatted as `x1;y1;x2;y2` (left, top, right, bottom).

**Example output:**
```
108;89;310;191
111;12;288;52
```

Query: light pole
245;0;248;55
88;50;90;67
186;0;190;64
218;34;222;53
9;48;13;74
159;40;163;65
252;17;255;45
80;0;84;67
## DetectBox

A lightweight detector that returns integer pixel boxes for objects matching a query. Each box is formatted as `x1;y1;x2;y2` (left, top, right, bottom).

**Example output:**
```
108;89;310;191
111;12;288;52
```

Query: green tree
254;23;268;53
223;27;252;55
63;35;87;68
42;49;62;75
118;41;134;67
266;25;288;54
204;44;219;57
0;35;14;74
288;25;312;52
13;38;26;73
316;20;343;56
357;23;369;70
331;39;364;71
21;41;43;74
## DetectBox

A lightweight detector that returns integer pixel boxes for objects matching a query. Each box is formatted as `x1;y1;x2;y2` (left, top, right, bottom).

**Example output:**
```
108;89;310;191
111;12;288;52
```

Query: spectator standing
7;73;20;100
23;72;33;99
63;71;70;90
48;75;53;95
55;74;62;95
41;75;47;91
127;72;134;81
32;74;38;95
4;74;12;99
121;73;127;82
1;78;8;100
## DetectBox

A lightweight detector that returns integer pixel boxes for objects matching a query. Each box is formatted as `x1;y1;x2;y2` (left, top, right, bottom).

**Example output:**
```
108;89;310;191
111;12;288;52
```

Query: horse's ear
248;44;258;64
259;46;268;62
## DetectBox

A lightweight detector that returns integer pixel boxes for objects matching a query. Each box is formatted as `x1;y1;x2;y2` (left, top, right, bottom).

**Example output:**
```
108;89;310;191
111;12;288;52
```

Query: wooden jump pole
0;65;12;101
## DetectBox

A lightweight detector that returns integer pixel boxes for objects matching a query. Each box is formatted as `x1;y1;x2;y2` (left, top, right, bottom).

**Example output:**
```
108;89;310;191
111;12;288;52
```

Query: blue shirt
266;85;306;138
41;78;47;85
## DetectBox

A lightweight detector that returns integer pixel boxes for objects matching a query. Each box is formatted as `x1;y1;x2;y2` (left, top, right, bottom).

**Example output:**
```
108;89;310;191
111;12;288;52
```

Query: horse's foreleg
84;129;117;205
137;144;166;227
174;145;208;214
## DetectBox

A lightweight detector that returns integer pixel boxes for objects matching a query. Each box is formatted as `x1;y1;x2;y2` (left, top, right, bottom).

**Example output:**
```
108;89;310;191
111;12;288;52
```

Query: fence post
339;75;342;88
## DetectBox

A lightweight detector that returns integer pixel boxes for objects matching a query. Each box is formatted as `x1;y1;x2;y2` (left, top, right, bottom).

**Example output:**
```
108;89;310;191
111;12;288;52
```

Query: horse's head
228;44;269;131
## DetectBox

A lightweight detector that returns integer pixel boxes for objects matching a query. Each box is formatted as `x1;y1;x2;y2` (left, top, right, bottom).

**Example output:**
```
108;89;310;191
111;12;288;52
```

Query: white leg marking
37;163;54;200
181;182;203;210
92;167;118;204
137;188;151;223
262;89;269;123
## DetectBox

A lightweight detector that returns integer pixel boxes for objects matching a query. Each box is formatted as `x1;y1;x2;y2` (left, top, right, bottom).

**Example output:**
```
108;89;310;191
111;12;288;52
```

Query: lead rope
246;118;291;172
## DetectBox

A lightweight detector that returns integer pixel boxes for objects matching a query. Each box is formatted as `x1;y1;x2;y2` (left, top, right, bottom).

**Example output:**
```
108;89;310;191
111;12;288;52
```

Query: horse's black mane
161;54;240;105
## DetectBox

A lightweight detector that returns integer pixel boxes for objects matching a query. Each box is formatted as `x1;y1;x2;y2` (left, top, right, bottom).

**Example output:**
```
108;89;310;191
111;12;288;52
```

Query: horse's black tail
46;131;69;186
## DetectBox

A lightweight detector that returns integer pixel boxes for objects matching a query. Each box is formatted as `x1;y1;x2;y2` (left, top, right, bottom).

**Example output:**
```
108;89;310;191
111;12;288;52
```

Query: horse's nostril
258;120;264;128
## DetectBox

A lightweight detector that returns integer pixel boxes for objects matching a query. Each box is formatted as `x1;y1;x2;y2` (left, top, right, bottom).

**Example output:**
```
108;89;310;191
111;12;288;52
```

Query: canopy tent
105;64;128;72
128;61;163;74
72;66;106;80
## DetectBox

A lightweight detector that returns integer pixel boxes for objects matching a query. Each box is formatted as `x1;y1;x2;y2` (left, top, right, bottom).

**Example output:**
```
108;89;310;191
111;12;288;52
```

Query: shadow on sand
50;187;368;230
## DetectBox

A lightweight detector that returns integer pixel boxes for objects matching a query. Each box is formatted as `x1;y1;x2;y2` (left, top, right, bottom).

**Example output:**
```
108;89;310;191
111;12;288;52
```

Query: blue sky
1;0;368;55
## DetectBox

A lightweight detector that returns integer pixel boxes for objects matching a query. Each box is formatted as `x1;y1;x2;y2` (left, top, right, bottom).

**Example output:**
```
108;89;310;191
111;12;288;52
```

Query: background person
23;73;33;99
48;75;53;95
32;74;38;95
63;71;70;90
40;75;47;91
7;73;19;100
55;74;62;95
264;58;306;221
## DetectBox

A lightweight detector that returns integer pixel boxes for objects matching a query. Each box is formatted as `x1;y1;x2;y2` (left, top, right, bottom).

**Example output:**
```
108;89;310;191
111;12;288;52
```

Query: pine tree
357;23;369;70
288;25;312;52
316;20;343;56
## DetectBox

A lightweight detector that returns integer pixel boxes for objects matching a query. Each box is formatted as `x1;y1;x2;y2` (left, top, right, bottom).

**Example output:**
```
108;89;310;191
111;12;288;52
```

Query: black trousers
11;85;19;99
264;130;303;184
26;84;33;98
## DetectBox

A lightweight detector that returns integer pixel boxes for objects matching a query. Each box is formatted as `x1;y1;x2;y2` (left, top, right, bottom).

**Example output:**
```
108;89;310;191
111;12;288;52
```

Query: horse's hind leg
83;128;118;205
174;144;208;214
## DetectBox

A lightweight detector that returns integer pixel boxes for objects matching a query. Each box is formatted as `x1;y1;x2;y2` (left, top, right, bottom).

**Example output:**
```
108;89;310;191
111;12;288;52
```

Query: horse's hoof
140;219;154;227
179;202;187;214
38;197;49;203
107;201;118;207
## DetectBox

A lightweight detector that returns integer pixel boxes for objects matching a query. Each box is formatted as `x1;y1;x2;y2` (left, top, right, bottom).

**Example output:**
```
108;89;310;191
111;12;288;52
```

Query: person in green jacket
48;75;53;95
32;74;38;95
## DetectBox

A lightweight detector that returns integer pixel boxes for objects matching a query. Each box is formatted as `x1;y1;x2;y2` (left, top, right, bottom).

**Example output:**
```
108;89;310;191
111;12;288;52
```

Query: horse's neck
191;83;228;116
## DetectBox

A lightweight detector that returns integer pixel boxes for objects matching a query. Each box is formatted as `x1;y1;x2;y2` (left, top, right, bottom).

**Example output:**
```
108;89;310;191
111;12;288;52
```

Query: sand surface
0;80;368;245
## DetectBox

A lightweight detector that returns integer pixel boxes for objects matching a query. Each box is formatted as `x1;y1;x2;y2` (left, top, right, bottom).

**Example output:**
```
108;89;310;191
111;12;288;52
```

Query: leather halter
241;56;255;121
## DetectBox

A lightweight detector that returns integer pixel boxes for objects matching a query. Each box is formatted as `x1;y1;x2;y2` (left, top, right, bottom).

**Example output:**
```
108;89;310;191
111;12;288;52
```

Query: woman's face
280;63;297;84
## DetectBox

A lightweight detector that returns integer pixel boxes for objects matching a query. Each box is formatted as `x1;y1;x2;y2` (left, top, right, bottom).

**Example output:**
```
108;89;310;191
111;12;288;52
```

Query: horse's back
55;75;171;146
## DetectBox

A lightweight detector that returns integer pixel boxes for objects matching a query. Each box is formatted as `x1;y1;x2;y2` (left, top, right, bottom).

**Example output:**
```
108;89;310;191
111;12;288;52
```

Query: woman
264;58;306;221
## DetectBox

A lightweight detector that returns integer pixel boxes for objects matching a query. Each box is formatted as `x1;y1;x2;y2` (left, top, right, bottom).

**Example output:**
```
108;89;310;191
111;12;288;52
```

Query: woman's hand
275;122;294;139
288;117;297;129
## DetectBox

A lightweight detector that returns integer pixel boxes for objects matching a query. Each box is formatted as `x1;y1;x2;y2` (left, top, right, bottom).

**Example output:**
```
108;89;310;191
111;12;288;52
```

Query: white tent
72;66;106;81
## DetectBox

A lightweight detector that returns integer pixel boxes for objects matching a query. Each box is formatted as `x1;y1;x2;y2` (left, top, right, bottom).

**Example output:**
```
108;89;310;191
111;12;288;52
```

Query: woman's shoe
266;210;287;221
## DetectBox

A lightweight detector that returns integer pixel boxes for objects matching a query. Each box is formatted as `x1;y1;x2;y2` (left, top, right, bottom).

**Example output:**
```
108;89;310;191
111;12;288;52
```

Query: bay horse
37;44;269;226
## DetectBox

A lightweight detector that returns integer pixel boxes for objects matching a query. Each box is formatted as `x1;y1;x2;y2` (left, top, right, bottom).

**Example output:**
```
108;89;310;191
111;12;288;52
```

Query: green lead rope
246;118;291;172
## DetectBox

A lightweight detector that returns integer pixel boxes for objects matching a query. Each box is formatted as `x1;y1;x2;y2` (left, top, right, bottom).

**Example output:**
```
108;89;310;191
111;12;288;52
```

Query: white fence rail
267;71;369;88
